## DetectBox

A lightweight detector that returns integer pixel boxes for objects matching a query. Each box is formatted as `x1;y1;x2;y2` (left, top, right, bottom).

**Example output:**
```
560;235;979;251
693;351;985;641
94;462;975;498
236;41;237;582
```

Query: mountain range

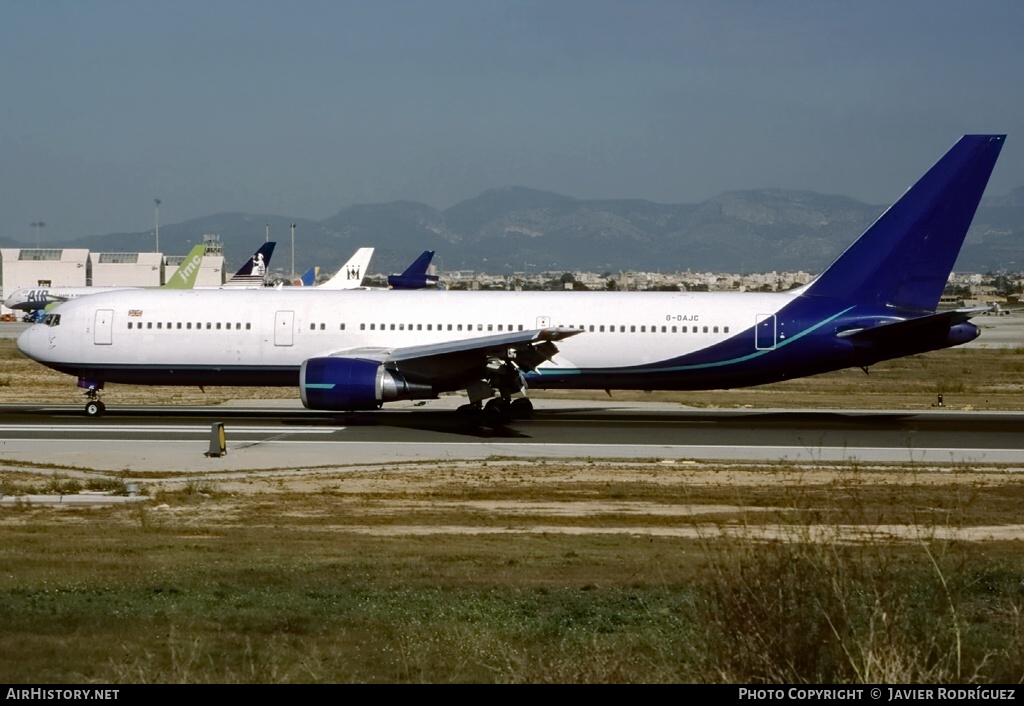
6;185;1024;277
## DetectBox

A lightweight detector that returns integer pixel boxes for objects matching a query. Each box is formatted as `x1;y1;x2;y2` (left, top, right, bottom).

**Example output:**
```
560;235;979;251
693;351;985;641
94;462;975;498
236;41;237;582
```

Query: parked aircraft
219;242;275;288
295;266;319;287
17;135;1005;425
387;250;439;289
317;247;374;290
3;244;207;312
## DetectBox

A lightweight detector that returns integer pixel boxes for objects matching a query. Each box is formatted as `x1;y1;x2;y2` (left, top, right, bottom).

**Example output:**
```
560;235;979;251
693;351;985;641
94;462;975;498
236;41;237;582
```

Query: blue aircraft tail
297;265;318;287
804;135;1005;313
387;250;440;289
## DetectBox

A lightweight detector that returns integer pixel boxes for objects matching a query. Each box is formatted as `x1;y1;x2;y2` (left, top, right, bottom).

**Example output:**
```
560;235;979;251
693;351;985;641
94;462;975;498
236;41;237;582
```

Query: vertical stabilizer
223;242;275;288
804;135;1005;312
318;247;374;289
388;250;439;289
162;244;207;289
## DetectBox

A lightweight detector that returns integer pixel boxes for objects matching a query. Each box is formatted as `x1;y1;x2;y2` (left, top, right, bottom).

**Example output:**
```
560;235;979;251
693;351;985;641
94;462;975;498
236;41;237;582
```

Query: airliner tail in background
387;250;439;289
296;266;319;287
318;248;374;289
221;242;275;288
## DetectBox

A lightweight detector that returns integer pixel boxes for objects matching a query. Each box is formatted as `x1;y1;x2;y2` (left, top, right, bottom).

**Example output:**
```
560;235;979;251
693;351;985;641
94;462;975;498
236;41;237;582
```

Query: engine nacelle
300;357;433;411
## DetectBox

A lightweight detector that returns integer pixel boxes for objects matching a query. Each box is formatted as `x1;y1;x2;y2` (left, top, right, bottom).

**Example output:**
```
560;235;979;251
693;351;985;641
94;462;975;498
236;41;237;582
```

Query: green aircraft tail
162;244;207;289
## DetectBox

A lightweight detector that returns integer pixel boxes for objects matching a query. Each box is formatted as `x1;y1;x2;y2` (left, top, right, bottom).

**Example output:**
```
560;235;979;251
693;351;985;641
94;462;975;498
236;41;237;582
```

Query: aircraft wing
303;327;582;402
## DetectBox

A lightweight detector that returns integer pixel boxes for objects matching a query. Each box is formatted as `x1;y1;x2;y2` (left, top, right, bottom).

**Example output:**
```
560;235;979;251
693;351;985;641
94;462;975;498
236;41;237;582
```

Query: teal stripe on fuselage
534;306;855;377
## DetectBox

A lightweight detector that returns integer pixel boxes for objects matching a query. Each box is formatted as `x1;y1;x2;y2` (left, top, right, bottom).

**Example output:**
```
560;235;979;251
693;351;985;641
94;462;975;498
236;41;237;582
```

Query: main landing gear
457;396;534;429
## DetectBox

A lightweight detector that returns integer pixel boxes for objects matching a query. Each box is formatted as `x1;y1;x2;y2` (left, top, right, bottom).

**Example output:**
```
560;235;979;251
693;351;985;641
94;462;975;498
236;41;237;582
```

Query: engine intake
300;357;433;410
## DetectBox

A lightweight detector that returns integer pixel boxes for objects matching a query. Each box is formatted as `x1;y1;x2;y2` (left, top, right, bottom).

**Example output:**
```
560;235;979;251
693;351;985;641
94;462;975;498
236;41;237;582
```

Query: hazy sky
2;0;1022;243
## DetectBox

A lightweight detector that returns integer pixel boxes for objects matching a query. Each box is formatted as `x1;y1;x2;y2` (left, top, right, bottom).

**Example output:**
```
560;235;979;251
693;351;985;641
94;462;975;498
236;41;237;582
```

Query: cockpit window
44;314;61;327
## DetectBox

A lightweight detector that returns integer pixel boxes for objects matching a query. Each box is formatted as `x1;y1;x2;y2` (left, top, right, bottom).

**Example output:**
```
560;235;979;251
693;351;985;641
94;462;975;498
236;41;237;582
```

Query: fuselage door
755;314;776;350
94;309;114;345
536;316;551;329
274;310;295;346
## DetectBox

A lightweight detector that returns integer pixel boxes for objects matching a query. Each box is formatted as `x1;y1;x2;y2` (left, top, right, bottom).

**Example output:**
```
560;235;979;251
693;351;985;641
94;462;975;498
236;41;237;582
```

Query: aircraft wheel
510;398;534;420
482;398;512;428
85;400;105;417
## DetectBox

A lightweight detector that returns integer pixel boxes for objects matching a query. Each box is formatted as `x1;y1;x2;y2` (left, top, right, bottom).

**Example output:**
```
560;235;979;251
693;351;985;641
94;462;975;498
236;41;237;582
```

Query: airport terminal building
0;248;225;317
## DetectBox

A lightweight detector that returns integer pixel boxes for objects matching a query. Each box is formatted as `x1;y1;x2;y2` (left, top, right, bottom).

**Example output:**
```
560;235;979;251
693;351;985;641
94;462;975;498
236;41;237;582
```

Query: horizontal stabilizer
838;309;985;350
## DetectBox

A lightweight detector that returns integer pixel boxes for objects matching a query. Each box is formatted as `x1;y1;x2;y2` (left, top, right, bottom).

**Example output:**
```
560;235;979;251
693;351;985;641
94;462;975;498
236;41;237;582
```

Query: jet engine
300;357;433;410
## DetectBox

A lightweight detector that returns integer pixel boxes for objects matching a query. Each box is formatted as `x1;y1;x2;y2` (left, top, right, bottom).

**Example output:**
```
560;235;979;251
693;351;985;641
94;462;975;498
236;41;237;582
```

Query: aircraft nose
16;324;43;360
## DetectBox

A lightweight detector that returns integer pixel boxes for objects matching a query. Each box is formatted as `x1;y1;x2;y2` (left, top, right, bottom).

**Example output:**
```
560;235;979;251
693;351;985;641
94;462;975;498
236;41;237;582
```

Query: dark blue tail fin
388;250;439;289
804;135;1005;312
224;241;275;287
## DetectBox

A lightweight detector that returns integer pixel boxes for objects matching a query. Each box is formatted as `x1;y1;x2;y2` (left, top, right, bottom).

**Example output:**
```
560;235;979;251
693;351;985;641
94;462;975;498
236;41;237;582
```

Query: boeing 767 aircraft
17;135;1006;424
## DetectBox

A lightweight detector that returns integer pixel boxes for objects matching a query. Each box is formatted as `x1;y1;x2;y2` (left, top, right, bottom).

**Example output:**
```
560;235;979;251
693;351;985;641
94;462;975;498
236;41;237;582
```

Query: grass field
2;340;1024;683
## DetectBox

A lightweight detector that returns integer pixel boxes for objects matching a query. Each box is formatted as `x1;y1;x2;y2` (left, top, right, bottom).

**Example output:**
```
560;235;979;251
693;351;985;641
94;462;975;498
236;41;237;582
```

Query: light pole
152;198;160;253
31;221;45;247
290;223;296;281
265;223;269;242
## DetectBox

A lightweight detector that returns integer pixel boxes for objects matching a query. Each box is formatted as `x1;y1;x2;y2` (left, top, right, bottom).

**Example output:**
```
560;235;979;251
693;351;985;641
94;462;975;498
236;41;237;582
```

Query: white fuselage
18;286;800;387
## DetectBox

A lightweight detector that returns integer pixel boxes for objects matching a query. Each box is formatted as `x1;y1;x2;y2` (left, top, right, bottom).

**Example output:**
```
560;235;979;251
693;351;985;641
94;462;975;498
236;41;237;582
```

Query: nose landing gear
78;379;106;417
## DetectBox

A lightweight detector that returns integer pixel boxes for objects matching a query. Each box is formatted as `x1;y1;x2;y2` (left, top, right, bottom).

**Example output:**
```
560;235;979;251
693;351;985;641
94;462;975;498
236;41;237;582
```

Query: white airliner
3;244;207;313
17;135;1006;425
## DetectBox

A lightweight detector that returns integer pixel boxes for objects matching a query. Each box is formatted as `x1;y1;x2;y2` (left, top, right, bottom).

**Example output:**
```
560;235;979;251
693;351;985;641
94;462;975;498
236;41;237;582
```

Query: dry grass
1;461;1024;683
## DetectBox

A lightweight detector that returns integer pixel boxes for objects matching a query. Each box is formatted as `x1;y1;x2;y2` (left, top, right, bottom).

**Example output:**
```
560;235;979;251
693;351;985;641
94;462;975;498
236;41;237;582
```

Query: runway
2;399;1023;473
